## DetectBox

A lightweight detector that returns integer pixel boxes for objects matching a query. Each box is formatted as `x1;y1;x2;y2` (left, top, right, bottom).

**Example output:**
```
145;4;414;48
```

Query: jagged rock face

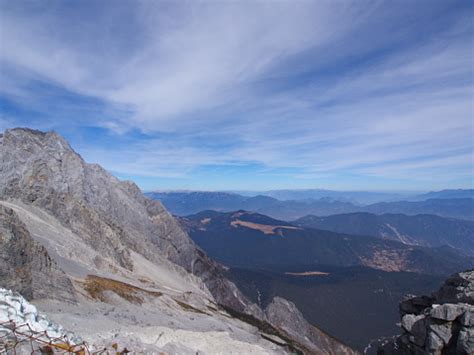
0;205;75;303
380;270;474;354
0;128;359;354
0;128;249;311
435;271;474;305
265;297;357;355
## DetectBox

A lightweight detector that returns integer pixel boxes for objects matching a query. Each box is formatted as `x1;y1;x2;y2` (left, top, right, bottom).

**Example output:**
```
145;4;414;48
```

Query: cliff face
0;128;249;311
0;127;356;354
379;270;474;354
0;205;75;303
265;297;356;354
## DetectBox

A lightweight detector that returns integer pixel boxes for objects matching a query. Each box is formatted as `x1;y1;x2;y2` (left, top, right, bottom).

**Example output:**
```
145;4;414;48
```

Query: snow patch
0;288;83;349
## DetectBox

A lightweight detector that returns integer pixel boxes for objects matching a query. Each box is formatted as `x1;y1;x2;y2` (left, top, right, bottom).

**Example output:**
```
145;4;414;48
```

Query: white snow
0;288;83;348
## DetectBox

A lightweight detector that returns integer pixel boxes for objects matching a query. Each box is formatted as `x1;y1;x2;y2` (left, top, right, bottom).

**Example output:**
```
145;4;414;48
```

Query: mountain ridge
179;210;474;275
148;191;474;220
0;127;356;354
293;212;474;255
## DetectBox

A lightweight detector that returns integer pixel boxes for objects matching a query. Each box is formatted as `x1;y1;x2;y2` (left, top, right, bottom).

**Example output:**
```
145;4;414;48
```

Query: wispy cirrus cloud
0;0;472;190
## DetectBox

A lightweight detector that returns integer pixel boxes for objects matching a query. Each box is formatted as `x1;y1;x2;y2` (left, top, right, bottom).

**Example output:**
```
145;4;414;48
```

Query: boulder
410;317;427;346
435;270;474;305
379;270;474;355
457;327;474;354
460;307;474;326
430;303;467;321
401;314;425;332
400;294;433;316
428;321;452;345
426;331;444;353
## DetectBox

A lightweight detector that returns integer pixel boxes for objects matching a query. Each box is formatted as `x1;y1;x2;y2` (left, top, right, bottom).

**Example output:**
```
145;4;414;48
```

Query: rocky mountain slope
294;213;474;255
0;128;245;310
180;210;473;275
0;128;355;354
378;270;473;354
0;205;75;302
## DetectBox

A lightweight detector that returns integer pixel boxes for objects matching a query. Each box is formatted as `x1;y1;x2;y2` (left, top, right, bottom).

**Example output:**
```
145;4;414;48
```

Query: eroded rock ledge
379;270;473;354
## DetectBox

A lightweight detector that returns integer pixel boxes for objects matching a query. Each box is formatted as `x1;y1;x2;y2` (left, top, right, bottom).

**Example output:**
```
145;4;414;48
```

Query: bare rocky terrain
378;270;474;354
0;128;356;354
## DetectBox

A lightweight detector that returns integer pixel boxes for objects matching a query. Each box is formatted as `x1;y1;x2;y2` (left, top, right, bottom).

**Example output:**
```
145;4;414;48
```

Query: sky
0;0;473;191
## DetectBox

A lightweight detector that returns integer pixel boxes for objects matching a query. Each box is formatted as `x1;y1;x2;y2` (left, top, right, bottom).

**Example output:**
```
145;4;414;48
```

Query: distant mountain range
147;190;474;221
362;198;474;221
232;189;411;204
179;210;473;275
2;128;358;354
409;189;474;201
294;213;474;255
179;209;473;350
149;188;473;205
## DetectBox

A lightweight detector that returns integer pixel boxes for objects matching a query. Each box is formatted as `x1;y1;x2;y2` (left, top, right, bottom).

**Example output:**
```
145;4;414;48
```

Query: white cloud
0;1;472;187
0;1;359;127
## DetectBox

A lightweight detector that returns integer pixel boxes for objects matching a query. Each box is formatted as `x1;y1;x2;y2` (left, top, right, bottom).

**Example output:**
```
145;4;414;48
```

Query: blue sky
0;0;473;191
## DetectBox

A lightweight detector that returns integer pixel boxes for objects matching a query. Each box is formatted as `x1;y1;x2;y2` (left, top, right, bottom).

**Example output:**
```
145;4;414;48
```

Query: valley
226;265;444;351
175;208;474;351
0;128;472;354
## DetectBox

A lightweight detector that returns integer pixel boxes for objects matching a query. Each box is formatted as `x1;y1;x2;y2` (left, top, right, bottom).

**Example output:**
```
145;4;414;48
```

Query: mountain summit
0;128;355;354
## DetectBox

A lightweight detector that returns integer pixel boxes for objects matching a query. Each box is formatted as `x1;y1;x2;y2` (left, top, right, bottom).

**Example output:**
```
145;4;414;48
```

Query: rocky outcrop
436;271;474;304
379;270;474;354
0;128;357;354
0;128;250;312
265;297;358;354
0;205;75;303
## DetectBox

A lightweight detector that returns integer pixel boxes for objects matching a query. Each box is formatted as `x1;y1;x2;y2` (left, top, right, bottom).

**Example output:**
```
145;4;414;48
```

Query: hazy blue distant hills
409;189;474;201
145;191;246;214
362;198;474;221
234;189;411;204
294;212;474;255
179;210;473;275
147;191;359;218
147;191;474;221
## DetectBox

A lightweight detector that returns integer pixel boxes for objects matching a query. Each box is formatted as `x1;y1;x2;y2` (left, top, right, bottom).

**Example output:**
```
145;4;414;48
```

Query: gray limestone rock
0;205;76;303
460;308;474;326
0;128;357;354
409;317;427;347
435;270;474;305
265;297;357;355
457;327;474;354
379;270;474;355
426;331;444;353
401;314;425;333
428;321;452;345
400;295;433;316
430;303;467;321
0;128;250;312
